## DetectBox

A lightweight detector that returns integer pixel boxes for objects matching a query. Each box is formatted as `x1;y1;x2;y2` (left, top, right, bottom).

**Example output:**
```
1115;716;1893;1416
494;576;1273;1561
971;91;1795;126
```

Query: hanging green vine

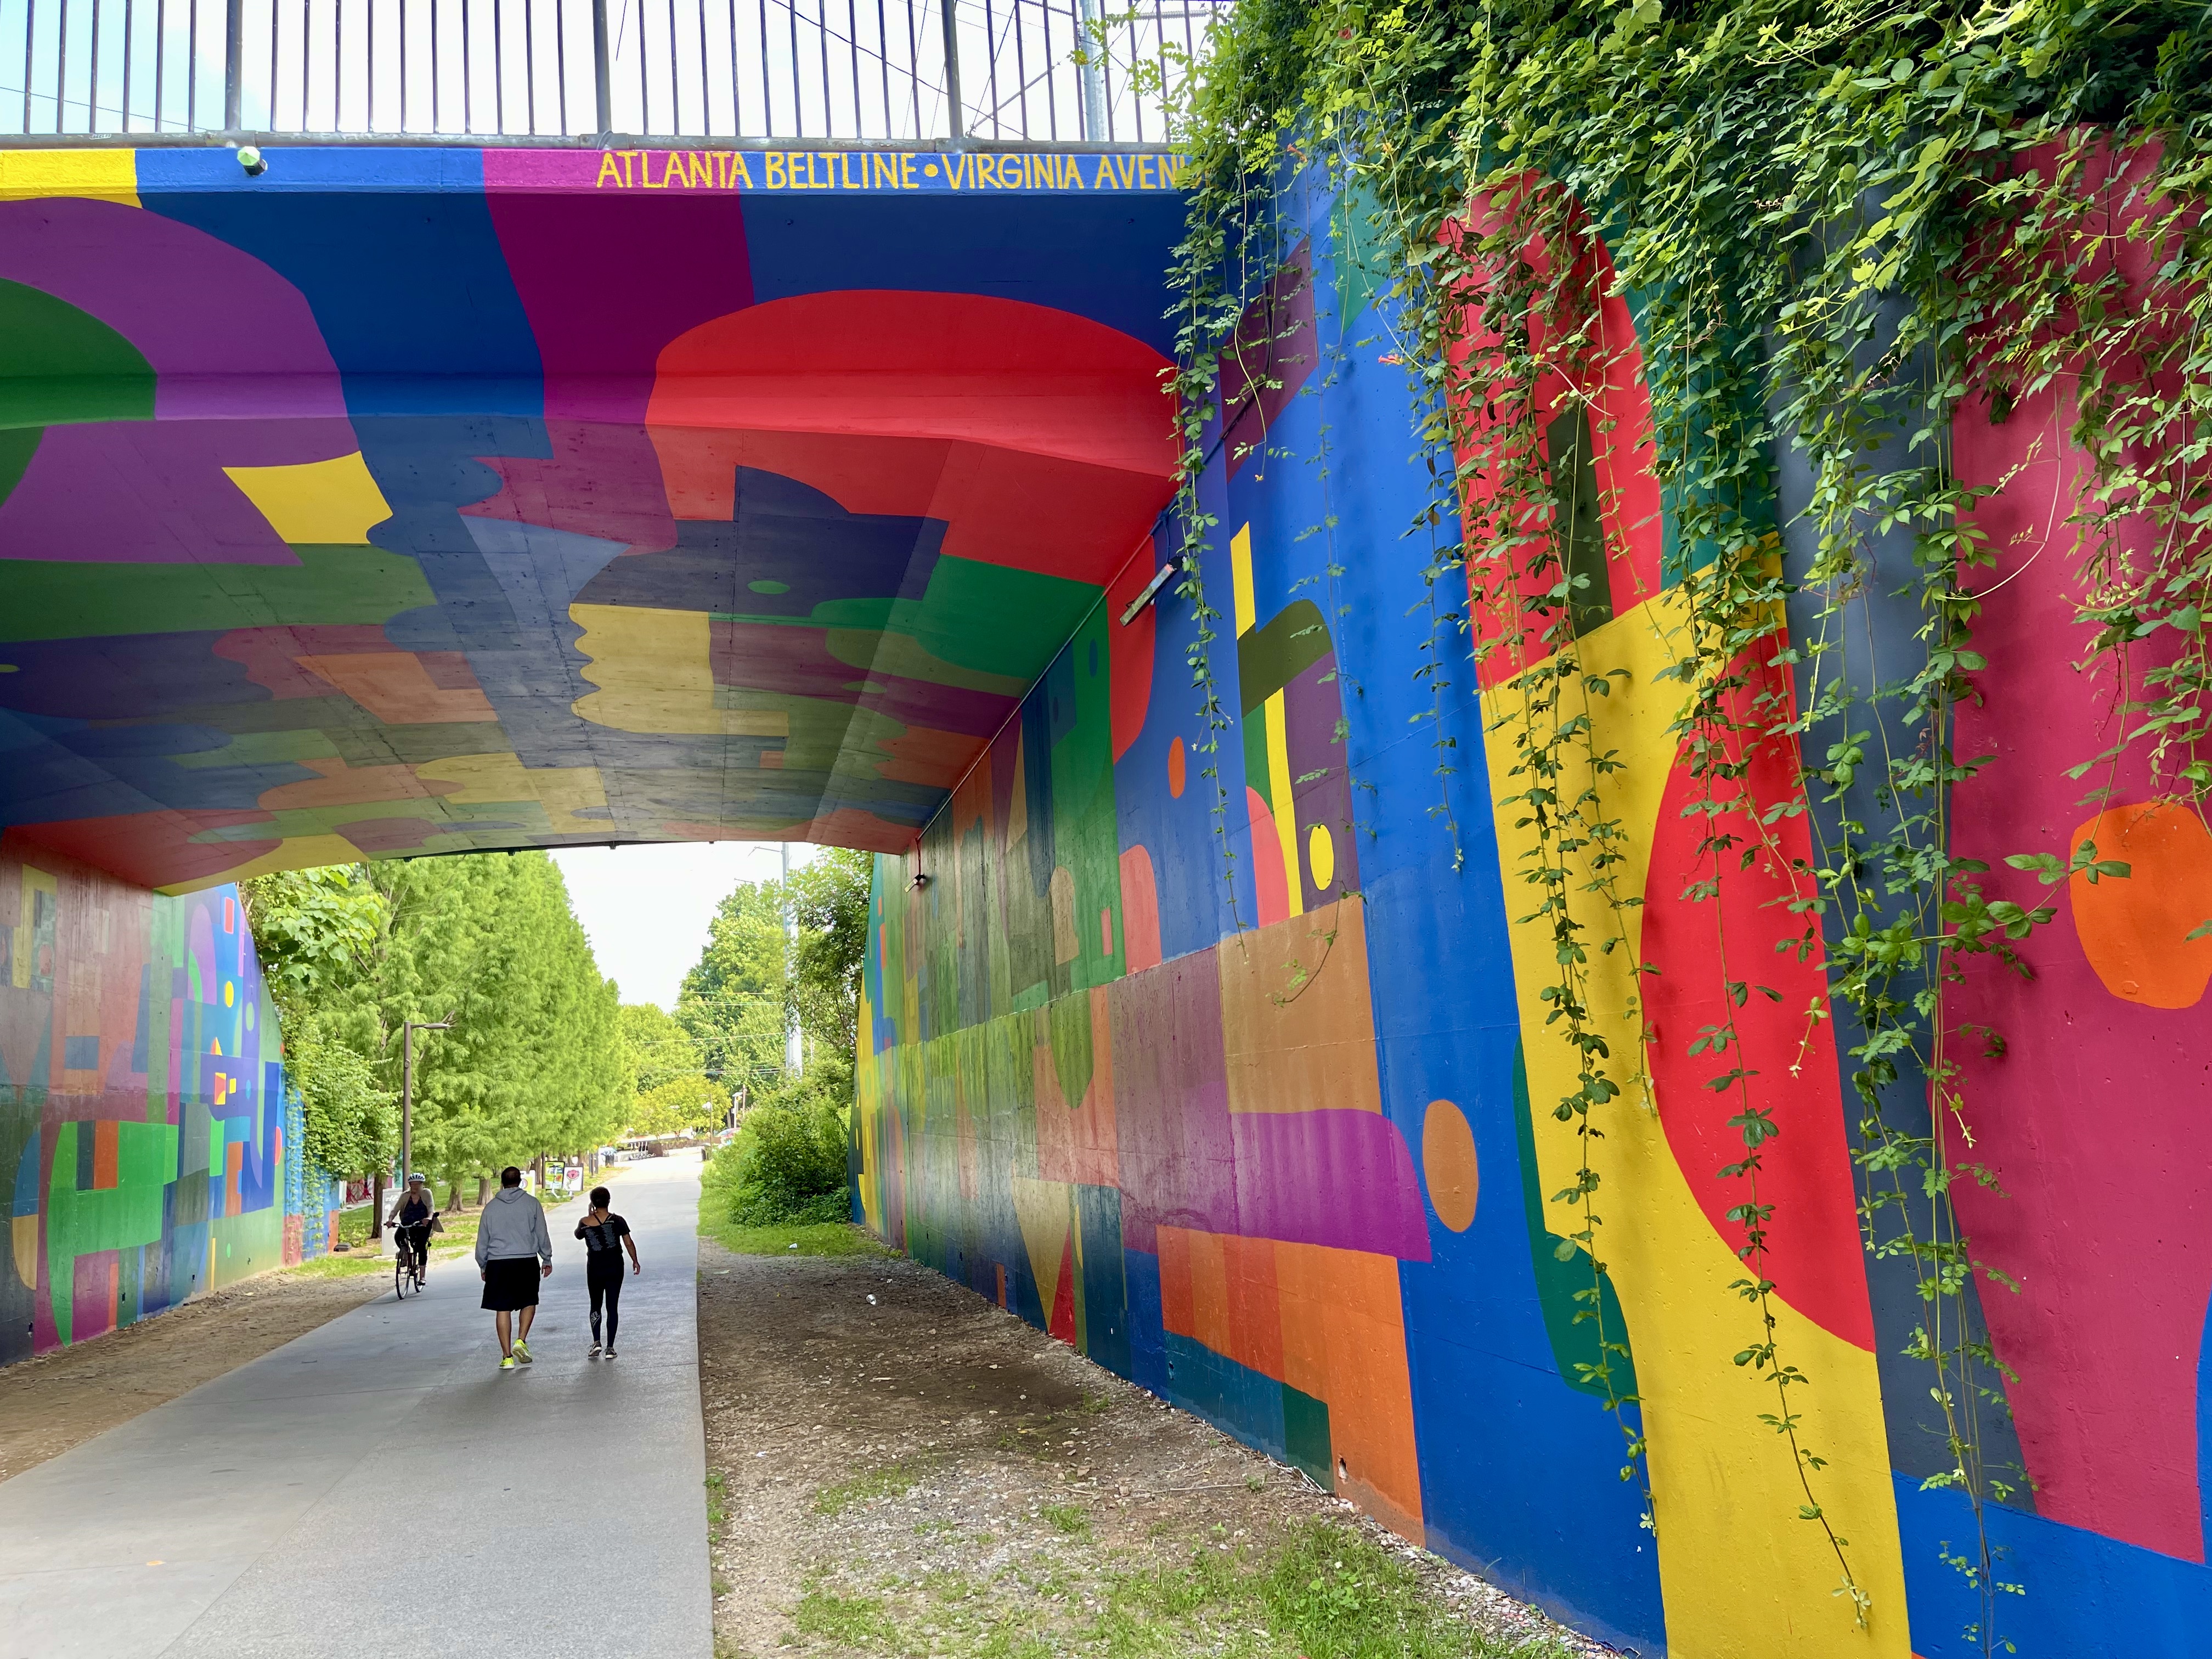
1155;0;2212;1652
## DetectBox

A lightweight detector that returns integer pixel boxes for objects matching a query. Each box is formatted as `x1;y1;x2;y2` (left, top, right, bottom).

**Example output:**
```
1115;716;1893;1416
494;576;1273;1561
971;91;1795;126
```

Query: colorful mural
0;841;335;1364
853;167;2212;1659
0;146;1186;890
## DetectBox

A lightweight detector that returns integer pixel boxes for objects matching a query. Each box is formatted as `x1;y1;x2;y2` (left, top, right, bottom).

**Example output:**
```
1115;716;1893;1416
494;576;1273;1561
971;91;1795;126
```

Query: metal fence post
1075;0;1104;141
224;0;244;130
591;0;613;136
939;0;962;142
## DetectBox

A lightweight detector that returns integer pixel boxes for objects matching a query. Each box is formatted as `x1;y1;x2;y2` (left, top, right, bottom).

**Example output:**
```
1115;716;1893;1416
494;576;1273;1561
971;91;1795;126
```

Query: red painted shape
1245;788;1289;928
1118;845;1163;973
1108;538;1160;761
647;290;1177;585
1048;1224;1079;1342
1444;182;1665;689
16;812;278;890
1641;654;1876;1353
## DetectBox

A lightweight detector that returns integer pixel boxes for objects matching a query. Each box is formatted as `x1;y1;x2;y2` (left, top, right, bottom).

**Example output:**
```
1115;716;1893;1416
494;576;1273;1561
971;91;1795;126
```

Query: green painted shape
1236;599;1332;714
1331;179;1391;346
1511;1040;1639;1400
45;1119;180;1345
1046;990;1094;1119
0;278;155;430
800;555;1099;681
0;545;437;644
1282;1381;1334;1490
1544;406;1615;639
1048;605;1124;995
0;427;41;509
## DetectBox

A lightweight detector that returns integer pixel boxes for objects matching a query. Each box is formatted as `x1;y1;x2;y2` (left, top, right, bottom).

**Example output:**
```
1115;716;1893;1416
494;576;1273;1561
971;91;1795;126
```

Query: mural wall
854;172;2212;1657
0;841;334;1364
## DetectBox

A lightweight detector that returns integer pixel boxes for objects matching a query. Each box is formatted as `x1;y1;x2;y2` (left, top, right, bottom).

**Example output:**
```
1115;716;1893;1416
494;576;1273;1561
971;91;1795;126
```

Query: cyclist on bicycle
387;1173;437;1283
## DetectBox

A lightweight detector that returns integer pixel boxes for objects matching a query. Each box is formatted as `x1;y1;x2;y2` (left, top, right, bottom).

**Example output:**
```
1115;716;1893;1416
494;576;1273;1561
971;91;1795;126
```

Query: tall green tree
619;1003;701;1093
674;879;792;1088
243;852;630;1195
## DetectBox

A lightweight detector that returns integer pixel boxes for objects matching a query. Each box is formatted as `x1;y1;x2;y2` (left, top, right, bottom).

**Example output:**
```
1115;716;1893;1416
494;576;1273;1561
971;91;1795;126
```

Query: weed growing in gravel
1041;1504;1090;1538
1104;1522;1578;1659
707;1470;730;1531
815;1461;923;1517
795;1588;894;1646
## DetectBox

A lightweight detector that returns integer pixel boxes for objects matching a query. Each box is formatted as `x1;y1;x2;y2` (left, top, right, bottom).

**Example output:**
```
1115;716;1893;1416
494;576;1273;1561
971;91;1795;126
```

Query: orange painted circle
1421;1099;1479;1232
1167;737;1187;798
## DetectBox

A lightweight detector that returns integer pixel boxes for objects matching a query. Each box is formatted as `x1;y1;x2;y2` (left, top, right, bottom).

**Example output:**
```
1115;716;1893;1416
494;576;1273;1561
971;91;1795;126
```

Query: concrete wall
0;841;334;1363
854;176;2212;1656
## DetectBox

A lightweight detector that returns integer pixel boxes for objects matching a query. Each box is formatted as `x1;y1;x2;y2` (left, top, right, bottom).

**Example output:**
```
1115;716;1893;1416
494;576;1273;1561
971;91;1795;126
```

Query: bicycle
393;1217;435;1300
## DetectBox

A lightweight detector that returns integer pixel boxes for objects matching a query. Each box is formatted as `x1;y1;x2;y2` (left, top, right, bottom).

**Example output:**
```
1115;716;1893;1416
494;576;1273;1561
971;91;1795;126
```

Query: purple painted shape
0;419;357;565
0;199;346;422
1109;954;1430;1262
1110;952;1240;1252
1230;1109;1429;1261
1282;650;1359;898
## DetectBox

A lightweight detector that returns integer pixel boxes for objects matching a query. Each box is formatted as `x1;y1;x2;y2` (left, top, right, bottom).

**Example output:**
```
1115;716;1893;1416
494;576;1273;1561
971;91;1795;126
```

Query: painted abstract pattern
0;147;1185;890
855;168;2212;1658
0;845;328;1365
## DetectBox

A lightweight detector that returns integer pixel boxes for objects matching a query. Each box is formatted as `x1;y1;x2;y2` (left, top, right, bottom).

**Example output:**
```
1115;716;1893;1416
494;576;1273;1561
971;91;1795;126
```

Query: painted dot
1421;1099;1479;1232
924;162;940;177
1308;823;1336;891
223;981;234;1008
1167;737;1186;798
748;578;790;595
0;664;16;673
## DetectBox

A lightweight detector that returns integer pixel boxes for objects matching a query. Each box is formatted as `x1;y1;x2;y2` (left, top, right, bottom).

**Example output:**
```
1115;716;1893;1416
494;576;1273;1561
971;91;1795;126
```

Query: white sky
551;841;814;1011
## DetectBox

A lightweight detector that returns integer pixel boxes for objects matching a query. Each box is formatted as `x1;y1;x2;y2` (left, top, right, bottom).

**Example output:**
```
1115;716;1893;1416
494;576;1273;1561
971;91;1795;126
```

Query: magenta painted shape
1109;955;1429;1261
1229;1109;1429;1262
1951;361;2211;1562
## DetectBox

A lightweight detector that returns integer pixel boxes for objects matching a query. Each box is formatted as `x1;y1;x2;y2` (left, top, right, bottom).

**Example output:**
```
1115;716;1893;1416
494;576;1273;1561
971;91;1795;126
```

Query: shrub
706;1063;853;1226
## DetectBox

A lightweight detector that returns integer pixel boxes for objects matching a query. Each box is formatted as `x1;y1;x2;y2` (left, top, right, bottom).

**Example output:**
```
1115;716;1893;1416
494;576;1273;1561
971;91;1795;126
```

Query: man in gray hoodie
476;1166;554;1369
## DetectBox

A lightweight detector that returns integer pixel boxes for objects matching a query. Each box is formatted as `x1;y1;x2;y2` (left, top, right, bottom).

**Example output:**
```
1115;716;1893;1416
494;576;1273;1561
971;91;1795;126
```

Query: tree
619;1003;701;1093
674;880;792;1087
627;1074;727;1138
242;852;630;1197
787;848;872;1065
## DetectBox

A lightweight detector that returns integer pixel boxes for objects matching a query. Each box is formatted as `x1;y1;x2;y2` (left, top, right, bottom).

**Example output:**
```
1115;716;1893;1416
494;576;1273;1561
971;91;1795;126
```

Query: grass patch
815;1461;923;1517
704;1216;894;1259
707;1469;730;1532
1040;1503;1090;1538
795;1588;895;1646
1094;1521;1577;1659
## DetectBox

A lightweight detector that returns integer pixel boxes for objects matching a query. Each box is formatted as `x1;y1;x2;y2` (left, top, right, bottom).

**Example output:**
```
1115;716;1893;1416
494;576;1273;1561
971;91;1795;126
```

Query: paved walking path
0;1159;713;1658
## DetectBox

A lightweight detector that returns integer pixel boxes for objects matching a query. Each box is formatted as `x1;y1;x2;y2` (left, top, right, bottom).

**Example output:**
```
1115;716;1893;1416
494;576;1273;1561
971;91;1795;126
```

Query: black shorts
481;1256;542;1311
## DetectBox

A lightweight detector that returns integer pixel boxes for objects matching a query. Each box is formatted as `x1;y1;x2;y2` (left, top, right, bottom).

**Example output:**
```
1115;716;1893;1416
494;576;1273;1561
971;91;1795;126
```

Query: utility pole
780;843;803;1078
401;1019;452;1206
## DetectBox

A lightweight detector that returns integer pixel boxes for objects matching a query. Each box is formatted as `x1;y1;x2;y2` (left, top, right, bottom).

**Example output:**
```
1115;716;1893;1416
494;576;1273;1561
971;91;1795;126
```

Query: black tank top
400;1195;431;1224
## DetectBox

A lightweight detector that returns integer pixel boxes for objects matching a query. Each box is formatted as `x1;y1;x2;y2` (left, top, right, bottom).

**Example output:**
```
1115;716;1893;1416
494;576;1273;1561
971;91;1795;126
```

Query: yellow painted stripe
1230;522;1256;637
1265;690;1302;917
0;149;138;205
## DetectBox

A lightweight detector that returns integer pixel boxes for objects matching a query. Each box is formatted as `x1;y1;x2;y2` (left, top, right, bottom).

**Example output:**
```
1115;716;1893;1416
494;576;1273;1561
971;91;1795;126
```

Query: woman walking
577;1187;641;1357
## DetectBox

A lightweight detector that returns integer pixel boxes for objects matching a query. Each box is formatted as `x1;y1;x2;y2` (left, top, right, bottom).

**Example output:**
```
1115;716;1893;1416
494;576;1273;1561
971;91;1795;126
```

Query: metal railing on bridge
1;0;1227;146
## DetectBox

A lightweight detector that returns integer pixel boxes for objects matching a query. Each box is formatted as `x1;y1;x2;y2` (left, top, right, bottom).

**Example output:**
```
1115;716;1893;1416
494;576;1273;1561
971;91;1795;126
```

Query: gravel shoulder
698;1235;1614;1659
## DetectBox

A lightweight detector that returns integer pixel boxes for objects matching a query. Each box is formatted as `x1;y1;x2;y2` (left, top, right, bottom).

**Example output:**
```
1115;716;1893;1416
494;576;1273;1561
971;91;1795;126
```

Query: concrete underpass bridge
8;5;2205;1657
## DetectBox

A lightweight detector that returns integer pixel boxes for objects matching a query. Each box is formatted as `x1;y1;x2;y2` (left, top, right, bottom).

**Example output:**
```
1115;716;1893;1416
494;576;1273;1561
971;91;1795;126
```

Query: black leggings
588;1264;623;1346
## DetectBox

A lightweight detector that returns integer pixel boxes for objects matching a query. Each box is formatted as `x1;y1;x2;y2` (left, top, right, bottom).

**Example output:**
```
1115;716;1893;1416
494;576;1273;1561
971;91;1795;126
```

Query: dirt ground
0;1262;389;1482
698;1239;1619;1659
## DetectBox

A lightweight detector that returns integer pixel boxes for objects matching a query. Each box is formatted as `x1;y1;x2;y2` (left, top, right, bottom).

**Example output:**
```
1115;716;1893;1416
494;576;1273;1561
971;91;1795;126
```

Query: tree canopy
243;852;631;1191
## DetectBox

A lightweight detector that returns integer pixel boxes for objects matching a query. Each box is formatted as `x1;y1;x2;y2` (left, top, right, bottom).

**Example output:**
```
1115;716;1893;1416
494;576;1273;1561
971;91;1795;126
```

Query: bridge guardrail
2;0;1225;147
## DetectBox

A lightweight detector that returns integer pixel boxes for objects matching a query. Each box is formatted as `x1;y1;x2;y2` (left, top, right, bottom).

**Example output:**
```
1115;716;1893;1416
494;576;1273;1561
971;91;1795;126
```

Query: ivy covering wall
859;3;2212;1654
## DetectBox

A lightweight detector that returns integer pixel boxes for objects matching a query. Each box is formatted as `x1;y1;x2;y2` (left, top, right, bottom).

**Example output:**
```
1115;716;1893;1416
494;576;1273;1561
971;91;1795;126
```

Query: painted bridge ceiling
0;146;1184;891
